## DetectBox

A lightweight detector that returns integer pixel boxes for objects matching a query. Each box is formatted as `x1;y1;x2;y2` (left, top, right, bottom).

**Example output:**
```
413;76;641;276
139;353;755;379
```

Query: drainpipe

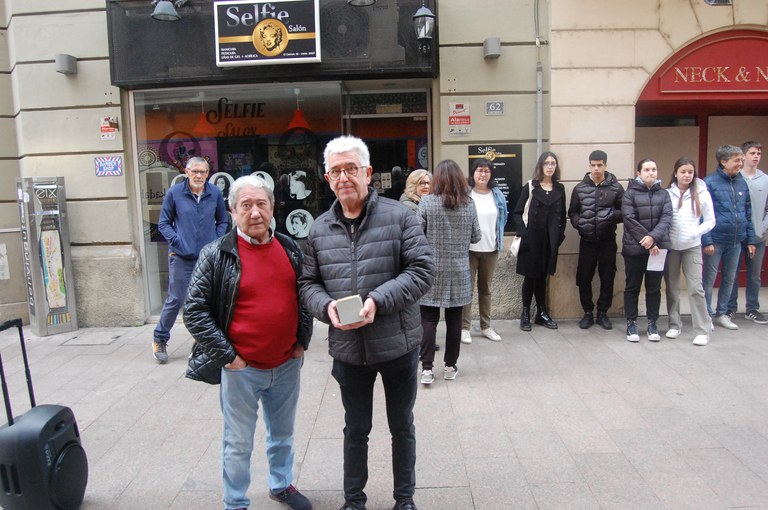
534;0;543;156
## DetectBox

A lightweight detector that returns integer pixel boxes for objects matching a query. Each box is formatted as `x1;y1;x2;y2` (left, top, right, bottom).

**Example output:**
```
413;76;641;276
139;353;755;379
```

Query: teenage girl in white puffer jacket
664;157;716;346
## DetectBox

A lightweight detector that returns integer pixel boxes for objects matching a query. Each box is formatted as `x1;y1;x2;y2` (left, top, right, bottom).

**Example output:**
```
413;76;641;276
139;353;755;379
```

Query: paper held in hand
336;294;364;326
646;249;668;271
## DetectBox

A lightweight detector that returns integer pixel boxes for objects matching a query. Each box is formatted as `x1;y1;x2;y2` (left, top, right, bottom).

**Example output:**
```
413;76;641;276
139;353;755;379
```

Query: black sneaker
270;485;312;510
746;310;768;325
393;499;418;510
647;320;661;342
595;312;612;330
152;340;168;364
578;312;594;329
339;505;366;510
626;320;639;342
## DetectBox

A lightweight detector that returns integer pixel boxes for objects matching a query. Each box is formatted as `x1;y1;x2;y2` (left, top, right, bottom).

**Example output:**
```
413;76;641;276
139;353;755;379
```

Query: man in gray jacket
299;136;434;510
727;140;768;324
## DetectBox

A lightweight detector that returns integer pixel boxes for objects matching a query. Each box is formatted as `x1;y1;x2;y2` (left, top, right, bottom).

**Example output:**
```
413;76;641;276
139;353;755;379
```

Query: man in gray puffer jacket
299;136;434;510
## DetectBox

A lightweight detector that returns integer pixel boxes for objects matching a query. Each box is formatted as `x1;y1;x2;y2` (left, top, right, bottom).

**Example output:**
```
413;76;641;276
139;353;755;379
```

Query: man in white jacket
727;140;768;325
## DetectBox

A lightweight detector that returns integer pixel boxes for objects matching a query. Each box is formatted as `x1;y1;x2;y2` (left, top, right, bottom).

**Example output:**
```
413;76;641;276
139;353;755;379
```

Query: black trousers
420;305;462;370
623;253;663;321
576;237;617;314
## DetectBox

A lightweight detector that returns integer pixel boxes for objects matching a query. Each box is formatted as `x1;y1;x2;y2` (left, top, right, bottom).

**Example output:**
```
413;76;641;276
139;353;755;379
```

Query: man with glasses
568;150;625;330
154;156;228;363
299;136;434;510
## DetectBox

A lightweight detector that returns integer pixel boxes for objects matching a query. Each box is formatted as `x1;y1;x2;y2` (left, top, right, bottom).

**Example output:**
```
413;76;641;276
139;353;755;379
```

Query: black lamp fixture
151;0;188;21
413;2;436;57
347;0;376;6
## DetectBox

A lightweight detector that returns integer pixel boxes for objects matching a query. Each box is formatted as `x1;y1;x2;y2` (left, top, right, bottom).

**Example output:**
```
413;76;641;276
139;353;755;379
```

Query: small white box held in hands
336;294;364;326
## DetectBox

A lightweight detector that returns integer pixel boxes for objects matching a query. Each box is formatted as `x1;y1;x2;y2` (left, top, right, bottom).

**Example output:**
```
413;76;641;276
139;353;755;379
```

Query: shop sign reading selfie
214;0;321;67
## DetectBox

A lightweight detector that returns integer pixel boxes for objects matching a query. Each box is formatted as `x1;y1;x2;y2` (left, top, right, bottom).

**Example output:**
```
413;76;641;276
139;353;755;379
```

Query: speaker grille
51;443;88;509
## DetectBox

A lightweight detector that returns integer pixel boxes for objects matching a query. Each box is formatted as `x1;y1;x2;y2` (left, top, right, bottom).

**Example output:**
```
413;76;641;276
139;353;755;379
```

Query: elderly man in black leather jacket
299;136;433;510
184;175;313;510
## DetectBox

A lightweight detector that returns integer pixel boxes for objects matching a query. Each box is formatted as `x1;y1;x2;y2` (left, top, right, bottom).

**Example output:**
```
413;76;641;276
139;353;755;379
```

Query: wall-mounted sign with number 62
485;101;504;116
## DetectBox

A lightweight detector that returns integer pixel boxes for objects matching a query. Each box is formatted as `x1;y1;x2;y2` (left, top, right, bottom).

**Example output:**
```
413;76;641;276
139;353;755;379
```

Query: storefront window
132;82;342;315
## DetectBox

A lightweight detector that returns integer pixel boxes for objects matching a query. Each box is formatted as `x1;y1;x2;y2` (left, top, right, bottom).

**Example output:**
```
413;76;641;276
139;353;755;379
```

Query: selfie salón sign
214;0;321;67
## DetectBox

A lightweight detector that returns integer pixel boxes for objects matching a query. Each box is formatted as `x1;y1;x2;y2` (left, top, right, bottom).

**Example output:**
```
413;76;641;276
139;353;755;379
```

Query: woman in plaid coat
417;159;481;384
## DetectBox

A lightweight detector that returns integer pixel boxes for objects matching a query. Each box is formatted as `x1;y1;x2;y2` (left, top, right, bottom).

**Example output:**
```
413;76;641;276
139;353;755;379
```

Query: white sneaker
481;327;501;342
714;314;738;330
420;369;434;385
443;366;459;380
460;329;472;344
692;335;709;346
665;328;680;339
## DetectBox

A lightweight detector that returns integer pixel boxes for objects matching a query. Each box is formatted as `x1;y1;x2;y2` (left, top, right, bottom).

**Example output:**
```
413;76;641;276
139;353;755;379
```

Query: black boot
534;305;558;329
520;306;532;331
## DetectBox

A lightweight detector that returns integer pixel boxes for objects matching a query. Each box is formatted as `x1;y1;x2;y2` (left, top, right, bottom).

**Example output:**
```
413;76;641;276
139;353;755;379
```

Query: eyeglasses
543;162;557;167
327;166;364;180
187;169;208;175
418;180;431;187
475;168;491;174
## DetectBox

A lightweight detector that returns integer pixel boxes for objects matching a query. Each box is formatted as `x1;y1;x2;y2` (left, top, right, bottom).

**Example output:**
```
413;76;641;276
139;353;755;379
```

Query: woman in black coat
513;151;567;331
621;158;672;343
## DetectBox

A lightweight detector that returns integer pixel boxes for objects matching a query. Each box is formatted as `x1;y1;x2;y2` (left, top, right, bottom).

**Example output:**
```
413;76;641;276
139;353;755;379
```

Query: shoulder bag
510;180;533;257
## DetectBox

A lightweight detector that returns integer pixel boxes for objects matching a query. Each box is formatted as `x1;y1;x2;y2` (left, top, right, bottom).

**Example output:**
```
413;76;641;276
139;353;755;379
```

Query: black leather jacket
183;229;312;383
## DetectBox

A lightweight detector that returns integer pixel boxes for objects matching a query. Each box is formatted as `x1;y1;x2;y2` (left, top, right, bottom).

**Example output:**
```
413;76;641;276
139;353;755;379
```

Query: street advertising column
469;144;522;233
16;177;78;336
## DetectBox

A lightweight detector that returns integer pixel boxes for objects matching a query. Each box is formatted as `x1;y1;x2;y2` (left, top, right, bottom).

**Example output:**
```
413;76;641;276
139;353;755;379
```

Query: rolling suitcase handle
0;318;37;427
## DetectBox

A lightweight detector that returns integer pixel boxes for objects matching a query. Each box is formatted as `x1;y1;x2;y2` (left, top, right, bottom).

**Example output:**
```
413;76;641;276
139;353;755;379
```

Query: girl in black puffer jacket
621;158;673;343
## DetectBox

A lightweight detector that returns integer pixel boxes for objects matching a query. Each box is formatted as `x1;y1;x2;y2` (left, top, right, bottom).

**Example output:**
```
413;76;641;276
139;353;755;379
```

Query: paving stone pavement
2;314;768;510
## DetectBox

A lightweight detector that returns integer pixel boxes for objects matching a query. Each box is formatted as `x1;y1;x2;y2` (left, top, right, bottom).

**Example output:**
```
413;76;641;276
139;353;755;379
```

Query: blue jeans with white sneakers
220;357;302;510
703;241;741;316
727;240;765;314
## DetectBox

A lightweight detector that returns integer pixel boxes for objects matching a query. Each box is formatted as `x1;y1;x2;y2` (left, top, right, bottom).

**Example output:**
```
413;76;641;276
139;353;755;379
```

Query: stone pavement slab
1;315;768;509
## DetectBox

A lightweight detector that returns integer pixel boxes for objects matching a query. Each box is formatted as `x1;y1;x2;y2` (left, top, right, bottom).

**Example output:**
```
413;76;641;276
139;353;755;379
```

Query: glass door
346;90;431;201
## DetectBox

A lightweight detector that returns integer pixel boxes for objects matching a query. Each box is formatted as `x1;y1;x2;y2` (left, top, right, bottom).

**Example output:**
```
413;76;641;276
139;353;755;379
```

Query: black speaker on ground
0;319;88;510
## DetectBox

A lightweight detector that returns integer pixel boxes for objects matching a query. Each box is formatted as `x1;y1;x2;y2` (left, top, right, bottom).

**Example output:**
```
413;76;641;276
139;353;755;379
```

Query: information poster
468;144;522;233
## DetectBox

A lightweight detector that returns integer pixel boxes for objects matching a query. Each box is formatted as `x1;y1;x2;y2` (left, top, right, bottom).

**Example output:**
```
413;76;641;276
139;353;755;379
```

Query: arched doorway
635;29;768;290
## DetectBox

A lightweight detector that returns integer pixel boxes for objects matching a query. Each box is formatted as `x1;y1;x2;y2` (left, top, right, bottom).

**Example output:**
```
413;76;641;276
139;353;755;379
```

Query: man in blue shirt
154;157;228;363
702;145;757;331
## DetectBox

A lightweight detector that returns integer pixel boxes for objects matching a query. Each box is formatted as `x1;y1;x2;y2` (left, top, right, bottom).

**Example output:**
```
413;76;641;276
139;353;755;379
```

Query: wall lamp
55;54;78;75
348;0;376;5
704;0;732;4
413;3;436;57
151;0;188;21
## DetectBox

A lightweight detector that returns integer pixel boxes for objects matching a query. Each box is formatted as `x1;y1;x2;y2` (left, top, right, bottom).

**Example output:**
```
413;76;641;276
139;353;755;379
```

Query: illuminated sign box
214;0;321;67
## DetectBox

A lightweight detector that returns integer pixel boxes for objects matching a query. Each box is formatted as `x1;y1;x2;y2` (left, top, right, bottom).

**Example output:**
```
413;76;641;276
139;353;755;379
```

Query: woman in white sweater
664;157;716;345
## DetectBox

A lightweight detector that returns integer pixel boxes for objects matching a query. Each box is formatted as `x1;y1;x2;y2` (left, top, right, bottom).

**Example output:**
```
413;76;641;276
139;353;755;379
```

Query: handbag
510;180;534;257
185;341;225;385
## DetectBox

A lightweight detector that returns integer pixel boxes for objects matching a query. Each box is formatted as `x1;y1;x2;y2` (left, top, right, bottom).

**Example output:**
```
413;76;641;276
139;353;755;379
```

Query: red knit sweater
227;237;298;369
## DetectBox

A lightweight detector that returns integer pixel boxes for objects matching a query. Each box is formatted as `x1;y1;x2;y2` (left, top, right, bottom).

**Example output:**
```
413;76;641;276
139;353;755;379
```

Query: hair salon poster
214;0;321;67
468;144;522;233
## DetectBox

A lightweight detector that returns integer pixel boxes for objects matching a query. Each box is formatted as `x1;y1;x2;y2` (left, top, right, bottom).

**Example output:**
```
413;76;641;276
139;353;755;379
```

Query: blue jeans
220;357;302;509
727;240;765;313
153;254;196;342
331;349;418;507
703;241;741;316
